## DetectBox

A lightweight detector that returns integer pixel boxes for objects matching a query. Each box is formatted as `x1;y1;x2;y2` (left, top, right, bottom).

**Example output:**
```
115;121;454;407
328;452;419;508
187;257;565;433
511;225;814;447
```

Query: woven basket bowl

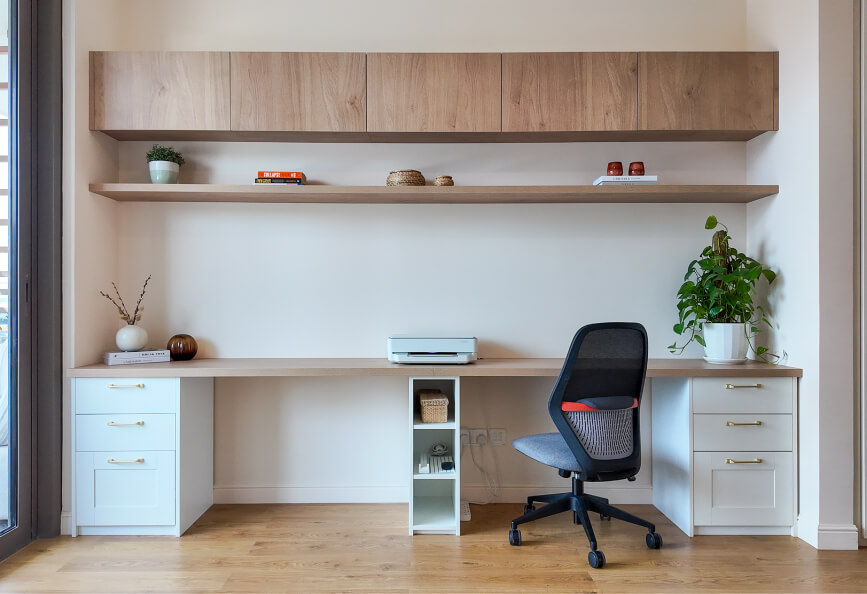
434;176;454;186
387;170;426;186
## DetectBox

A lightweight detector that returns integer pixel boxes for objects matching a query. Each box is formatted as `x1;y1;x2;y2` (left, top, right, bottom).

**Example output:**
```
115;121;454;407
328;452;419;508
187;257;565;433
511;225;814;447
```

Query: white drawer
75;378;179;414
76;413;176;452
692;377;793;414
75;450;176;527
693;414;792;452
694;451;793;526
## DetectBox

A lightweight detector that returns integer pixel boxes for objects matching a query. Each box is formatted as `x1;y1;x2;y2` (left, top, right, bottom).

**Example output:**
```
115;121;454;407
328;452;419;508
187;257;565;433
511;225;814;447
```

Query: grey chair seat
513;433;583;472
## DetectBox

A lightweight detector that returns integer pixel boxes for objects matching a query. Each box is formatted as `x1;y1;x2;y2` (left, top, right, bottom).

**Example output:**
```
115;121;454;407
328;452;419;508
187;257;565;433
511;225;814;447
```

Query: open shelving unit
89;183;780;205
409;377;460;535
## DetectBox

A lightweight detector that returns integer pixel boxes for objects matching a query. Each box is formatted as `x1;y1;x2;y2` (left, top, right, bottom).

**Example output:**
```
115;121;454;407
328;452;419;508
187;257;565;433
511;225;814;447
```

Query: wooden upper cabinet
90;52;231;131
231;53;366;132
367;53;501;132
639;52;778;132
502;53;638;132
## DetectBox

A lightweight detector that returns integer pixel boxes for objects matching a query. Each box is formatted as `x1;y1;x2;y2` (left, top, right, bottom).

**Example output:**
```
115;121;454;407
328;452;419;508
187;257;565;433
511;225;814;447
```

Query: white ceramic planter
702;322;748;364
116;324;148;352
148;160;180;184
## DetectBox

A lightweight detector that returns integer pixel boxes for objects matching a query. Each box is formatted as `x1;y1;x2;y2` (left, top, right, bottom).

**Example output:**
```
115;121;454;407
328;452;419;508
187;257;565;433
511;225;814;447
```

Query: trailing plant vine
669;216;782;362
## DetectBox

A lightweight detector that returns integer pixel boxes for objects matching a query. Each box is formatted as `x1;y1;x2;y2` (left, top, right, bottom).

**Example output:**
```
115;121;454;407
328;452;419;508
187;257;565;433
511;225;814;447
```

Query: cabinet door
367;53;501;132
90;51;231;130
638;52;777;131
76;451;176;526
694;451;793;526
503;53;637;132
231;53;366;132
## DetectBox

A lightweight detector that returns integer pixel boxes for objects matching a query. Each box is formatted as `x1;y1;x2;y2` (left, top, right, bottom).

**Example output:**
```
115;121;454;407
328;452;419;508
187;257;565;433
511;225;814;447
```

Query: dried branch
100;274;152;326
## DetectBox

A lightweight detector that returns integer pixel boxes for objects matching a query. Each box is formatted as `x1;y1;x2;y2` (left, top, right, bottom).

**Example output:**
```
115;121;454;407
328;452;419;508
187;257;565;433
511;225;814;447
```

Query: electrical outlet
489;428;506;446
470;428;488;446
459;429;470;446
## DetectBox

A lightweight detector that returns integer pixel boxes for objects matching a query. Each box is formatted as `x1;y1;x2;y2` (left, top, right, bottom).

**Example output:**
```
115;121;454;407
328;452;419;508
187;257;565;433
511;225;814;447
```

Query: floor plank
1;504;864;593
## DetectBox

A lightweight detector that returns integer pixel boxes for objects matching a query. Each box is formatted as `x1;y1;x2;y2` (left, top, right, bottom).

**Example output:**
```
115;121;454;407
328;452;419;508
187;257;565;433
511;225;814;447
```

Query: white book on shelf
592;175;659;186
104;349;171;365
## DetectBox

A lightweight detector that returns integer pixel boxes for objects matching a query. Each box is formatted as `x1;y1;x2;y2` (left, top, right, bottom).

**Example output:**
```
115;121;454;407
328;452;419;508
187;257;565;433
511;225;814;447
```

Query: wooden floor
1;504;865;593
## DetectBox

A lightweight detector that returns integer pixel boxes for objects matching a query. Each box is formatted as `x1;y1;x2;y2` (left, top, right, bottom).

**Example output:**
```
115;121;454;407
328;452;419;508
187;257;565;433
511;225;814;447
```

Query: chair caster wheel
599;513;611;521
646;532;663;549
588;550;605;569
524;504;536;515
509;529;522;546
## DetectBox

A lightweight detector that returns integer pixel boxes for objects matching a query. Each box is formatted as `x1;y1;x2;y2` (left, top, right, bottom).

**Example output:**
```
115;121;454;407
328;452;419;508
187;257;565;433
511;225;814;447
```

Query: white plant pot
148;160;180;184
702;322;748;364
116;324;148;352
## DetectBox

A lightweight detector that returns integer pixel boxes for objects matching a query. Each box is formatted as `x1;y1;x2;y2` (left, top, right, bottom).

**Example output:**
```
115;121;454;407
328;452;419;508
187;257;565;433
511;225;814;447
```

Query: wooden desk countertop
67;358;802;379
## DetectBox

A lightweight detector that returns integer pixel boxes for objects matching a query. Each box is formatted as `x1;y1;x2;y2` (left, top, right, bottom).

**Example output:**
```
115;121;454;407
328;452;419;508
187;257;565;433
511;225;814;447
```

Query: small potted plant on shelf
146;144;185;184
100;275;152;352
669;216;780;363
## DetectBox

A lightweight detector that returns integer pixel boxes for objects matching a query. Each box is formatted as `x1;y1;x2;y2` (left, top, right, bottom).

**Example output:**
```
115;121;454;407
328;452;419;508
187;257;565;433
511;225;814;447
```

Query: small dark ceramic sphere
167;334;198;361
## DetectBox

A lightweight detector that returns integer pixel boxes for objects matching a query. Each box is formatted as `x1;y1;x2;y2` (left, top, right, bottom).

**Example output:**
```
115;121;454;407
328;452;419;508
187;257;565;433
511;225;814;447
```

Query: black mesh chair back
547;322;648;481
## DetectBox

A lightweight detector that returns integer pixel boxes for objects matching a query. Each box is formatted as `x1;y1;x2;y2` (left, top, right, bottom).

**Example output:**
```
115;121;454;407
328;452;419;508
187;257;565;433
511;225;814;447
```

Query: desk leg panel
651;377;693;536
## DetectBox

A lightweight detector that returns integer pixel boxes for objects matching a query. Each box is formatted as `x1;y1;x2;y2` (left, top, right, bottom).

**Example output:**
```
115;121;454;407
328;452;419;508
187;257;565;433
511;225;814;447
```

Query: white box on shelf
592;175;659;186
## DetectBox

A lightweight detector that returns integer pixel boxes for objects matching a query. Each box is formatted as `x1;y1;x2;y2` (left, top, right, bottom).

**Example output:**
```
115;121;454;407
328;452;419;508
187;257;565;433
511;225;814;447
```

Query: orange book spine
258;171;305;179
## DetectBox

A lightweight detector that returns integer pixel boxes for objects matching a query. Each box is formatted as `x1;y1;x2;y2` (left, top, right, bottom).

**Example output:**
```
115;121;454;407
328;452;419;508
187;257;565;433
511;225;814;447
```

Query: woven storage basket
418;390;449;423
387;170;426;186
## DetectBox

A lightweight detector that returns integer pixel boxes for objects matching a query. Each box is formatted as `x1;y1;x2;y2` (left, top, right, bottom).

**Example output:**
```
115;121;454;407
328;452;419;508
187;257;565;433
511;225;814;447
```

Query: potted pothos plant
669;216;780;363
146;144;185;184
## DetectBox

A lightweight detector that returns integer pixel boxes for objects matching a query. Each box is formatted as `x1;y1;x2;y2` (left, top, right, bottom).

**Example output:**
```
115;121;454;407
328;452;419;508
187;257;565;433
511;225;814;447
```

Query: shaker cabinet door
638;52;777;132
367;53;501;132
503;52;638;132
90;52;231;131
231;52;366;132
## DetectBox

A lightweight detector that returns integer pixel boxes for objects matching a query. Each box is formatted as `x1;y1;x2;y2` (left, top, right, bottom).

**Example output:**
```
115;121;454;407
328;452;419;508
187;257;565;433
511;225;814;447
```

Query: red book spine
258;171;305;179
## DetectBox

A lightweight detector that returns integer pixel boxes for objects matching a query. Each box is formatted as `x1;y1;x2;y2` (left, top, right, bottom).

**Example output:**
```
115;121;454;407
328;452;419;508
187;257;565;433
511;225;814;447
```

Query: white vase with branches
100;275;151;352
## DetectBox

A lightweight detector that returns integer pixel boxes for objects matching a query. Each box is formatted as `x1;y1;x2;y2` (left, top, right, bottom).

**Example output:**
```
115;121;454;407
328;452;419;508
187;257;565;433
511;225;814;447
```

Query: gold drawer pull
725;383;762;389
106;420;144;427
725;458;763;464
107;383;145;389
726;420;763;427
107;458;144;464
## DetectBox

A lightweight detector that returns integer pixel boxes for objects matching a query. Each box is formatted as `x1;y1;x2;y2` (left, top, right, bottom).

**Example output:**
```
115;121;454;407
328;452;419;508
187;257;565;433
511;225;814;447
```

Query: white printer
387;335;478;364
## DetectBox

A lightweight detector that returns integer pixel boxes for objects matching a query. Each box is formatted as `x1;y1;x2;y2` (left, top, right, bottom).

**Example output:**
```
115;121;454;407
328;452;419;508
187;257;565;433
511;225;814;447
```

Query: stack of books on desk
104;349;171;366
254;171;307;184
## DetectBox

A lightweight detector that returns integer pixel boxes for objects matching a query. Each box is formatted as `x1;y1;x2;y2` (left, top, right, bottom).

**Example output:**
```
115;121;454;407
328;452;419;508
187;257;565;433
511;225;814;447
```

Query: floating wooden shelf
89;183;779;204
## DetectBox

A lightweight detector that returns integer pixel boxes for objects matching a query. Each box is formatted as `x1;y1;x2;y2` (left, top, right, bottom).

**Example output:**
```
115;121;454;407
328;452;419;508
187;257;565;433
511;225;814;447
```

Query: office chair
508;322;661;569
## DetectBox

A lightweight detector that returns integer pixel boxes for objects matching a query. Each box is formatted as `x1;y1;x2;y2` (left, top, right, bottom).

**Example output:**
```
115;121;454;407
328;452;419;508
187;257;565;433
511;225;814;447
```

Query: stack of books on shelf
254;171;307;184
104;349;170;366
593;175;658;186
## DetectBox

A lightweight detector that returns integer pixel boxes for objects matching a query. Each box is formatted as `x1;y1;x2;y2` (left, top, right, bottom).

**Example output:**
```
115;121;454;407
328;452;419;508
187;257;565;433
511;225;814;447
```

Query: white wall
64;0;756;528
746;0;858;549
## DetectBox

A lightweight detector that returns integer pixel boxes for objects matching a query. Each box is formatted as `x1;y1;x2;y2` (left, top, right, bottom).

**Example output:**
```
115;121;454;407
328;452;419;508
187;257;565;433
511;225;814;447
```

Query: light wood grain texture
230;53;365;132
66;358;802;378
639;52;778;131
503;52;638;132
97;129;770;142
367;53;501;132
90;52;230;131
4;504;865;592
88;183;780;204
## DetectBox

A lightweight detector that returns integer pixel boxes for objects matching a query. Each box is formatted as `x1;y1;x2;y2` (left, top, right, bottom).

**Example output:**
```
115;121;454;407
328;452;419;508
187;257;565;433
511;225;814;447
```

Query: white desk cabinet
652;376;797;536
71;377;214;536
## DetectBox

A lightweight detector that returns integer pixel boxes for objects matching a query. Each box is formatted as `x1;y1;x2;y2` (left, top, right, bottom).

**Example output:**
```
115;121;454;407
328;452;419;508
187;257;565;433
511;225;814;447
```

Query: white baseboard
60;511;72;536
461;484;652;505
212;485;408;504
816;523;859;550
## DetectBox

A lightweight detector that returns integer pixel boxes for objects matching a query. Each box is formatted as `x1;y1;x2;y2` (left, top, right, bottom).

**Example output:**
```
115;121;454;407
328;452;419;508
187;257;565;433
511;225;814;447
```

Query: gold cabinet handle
106;420;144;427
725;458;763;464
725;383;762;389
725;420;763;427
107;458;144;464
107;383;145;389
